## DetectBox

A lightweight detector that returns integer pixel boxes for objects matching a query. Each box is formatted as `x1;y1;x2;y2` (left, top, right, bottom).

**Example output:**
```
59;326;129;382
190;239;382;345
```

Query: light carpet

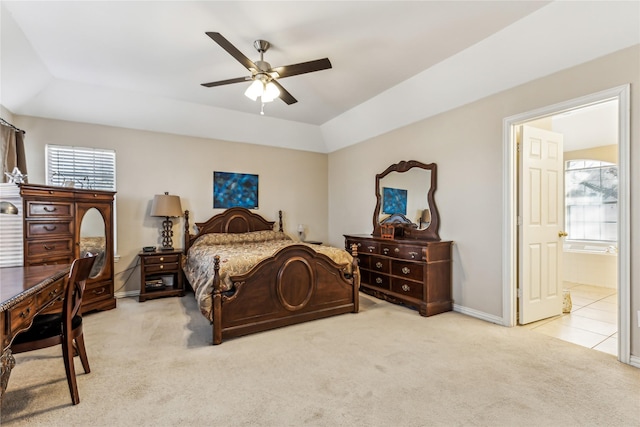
1;293;639;426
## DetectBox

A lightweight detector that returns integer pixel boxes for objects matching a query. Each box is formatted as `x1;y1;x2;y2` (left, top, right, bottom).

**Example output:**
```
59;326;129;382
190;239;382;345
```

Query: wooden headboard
184;207;283;252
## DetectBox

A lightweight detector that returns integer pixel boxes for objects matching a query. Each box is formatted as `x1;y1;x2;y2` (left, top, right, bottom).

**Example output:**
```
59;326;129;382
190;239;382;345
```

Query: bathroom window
565;160;617;244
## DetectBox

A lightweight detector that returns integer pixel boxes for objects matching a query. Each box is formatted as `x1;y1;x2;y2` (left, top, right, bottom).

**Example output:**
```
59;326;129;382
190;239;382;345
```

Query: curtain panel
1;123;27;183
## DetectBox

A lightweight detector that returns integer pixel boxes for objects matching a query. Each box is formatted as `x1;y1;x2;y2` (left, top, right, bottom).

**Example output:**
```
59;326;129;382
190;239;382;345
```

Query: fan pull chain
260;102;265;115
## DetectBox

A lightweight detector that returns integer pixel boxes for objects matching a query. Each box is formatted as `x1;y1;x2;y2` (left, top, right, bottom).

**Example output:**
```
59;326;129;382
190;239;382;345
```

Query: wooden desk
0;264;70;399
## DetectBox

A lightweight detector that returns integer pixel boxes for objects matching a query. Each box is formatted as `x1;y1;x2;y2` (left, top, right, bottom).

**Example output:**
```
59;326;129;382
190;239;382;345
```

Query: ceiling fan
201;32;332;106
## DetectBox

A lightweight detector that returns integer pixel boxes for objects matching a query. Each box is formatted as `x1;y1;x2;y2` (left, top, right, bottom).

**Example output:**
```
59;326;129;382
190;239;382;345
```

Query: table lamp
0;201;18;215
150;192;182;250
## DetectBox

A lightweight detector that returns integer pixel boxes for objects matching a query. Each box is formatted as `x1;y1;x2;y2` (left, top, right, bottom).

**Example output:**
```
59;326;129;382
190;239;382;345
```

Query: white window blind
0;183;24;267
46;144;116;191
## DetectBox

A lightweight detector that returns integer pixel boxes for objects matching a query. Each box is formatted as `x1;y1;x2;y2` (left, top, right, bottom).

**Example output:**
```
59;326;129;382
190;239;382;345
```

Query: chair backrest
63;255;96;330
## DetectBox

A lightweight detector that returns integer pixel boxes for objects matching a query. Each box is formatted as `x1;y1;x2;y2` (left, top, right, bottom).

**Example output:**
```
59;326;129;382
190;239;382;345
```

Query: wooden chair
11;255;96;405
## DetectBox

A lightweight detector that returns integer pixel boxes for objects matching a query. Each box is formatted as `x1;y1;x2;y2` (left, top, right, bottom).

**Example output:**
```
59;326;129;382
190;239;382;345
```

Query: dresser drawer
26;220;73;238
144;262;179;274
391;260;424;281
369;273;390;289
391;278;424;300
36;279;65;308
144;254;180;265
380;243;423;261
8;296;37;336
26;238;74;258
26;254;74;266
84;281;112;304
370;256;390;274
26;201;73;218
356;254;370;270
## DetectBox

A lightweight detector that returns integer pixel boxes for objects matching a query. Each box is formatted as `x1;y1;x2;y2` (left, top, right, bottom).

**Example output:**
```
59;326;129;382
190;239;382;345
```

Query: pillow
194;230;291;246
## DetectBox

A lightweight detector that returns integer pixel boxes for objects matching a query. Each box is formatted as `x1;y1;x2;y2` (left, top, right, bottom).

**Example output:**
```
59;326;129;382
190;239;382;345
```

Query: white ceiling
1;1;639;153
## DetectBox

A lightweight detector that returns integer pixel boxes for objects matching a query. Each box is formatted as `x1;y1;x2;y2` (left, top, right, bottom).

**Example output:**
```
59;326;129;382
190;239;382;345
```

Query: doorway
502;85;631;364
519;103;618;354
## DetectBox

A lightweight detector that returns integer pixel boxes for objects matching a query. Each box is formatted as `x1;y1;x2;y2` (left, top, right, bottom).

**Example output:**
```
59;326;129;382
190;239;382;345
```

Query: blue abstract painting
382;187;407;215
213;172;259;209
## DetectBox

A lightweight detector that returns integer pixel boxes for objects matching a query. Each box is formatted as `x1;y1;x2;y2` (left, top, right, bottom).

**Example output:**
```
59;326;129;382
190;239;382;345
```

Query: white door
518;125;565;324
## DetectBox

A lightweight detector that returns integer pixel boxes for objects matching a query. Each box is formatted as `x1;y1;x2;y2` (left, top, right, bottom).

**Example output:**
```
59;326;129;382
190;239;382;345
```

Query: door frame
502;85;631;364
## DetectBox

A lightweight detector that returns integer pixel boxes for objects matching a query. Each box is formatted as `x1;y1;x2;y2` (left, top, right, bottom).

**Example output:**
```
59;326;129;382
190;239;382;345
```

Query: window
0;183;23;267
565;160;617;243
46;144;116;191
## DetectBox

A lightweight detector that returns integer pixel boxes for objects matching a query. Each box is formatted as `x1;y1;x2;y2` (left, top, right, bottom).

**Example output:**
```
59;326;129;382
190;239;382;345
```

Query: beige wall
13;116;329;296
328;45;640;355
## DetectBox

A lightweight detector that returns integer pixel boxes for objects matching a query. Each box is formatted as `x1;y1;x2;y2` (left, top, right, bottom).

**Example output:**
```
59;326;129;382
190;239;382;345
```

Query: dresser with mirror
20;183;116;312
345;160;452;316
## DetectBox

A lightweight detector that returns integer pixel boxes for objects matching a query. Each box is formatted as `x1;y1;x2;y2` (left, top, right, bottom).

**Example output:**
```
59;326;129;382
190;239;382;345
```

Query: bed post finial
278;210;283;232
350;243;360;313
212;255;223;345
183;210;190;253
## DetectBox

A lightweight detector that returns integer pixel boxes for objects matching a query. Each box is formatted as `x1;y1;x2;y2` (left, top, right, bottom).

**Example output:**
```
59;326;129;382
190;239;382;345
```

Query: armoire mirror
373;160;440;240
79;207;106;278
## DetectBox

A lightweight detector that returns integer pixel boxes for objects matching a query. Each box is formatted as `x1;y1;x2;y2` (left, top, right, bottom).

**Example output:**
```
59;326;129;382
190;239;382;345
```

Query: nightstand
138;249;184;302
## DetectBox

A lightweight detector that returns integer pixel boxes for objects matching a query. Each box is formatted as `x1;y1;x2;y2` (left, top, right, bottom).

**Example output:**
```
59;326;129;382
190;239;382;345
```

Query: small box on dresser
138;250;184;302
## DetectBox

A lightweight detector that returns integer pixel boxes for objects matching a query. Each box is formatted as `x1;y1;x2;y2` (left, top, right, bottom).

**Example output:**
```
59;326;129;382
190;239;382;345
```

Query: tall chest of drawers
20;184;116;313
345;234;452;316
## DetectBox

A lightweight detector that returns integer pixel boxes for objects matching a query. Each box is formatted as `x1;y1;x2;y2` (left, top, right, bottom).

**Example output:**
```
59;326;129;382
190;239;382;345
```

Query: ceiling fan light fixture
244;79;263;101
261;81;280;103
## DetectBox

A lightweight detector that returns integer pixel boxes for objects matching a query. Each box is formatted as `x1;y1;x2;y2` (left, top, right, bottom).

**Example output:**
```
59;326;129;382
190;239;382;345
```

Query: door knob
558;231;568;237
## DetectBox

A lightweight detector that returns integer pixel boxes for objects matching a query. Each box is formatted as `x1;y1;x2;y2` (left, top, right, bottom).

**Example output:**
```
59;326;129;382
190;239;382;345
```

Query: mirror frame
373;160;440;241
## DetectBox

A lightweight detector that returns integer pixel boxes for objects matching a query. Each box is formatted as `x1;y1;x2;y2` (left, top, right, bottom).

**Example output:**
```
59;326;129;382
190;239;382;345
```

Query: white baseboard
453;304;505;326
115;290;140;299
629;355;640;369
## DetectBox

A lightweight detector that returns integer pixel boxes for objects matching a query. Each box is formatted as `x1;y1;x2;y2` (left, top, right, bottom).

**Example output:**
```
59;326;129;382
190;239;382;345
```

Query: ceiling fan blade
270;80;297;105
271;58;332;79
201;76;251;88
206;32;257;71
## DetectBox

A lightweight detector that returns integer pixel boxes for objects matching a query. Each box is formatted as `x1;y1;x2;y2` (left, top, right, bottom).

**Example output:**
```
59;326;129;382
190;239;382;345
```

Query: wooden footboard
211;244;360;344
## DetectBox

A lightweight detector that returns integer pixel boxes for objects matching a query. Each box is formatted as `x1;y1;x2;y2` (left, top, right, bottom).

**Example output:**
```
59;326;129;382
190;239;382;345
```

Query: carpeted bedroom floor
1;292;639;426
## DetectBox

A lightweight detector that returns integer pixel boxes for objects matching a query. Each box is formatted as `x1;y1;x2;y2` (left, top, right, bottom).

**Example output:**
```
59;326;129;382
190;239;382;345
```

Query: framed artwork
213;171;259;209
382;187;407;215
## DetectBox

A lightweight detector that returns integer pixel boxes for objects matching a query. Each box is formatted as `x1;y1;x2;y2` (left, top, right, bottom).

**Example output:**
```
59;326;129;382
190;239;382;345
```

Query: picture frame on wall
213;171;259;209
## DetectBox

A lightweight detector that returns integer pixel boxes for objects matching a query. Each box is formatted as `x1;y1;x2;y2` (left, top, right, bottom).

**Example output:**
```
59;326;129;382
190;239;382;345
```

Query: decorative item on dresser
345;160;453;317
19;183;116;313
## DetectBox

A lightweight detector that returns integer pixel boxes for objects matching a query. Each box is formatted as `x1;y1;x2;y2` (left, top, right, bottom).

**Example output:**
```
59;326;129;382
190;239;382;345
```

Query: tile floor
524;282;618;356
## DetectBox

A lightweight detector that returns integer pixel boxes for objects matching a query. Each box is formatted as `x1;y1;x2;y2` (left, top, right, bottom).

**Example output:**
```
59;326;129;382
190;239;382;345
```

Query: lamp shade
0;201;18;215
150;193;182;218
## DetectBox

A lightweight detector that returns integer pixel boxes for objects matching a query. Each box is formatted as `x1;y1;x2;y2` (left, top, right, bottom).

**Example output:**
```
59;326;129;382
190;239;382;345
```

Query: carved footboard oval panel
215;244;358;343
277;257;315;311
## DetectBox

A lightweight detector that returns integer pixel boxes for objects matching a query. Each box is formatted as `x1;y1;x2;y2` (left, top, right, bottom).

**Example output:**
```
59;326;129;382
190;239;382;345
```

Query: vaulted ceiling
1;1;638;152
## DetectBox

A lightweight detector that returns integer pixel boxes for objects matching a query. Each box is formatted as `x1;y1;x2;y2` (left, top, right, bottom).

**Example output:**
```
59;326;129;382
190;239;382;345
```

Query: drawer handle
357;242;362;247
43;206;57;212
402;267;411;275
383;248;389;254
93;288;106;296
44;225;57;231
401;284;410;292
394;248;400;253
409;251;418;259
367;246;375;253
20;308;31;318
49;289;59;297
375;277;383;284
160;257;164;261
376;262;383;269
159;265;164;269
43;245;55;251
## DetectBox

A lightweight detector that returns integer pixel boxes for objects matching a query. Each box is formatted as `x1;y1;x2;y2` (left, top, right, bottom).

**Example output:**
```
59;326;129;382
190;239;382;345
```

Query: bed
182;207;360;345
